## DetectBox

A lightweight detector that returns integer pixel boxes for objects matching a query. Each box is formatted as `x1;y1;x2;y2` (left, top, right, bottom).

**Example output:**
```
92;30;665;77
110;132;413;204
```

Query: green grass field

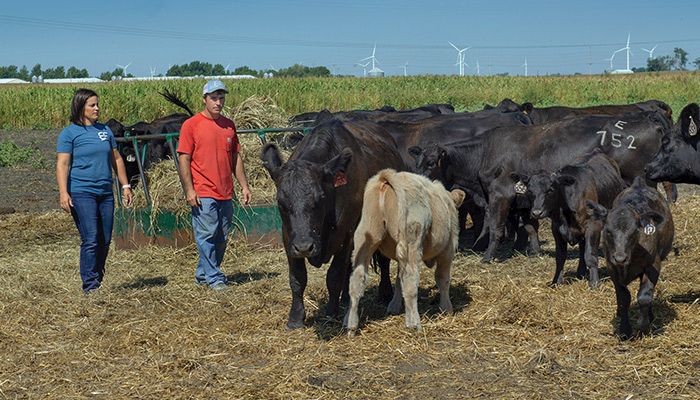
1;72;700;129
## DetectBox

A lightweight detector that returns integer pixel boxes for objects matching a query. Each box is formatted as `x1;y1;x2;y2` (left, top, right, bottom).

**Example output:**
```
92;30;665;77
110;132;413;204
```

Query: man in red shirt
177;79;252;291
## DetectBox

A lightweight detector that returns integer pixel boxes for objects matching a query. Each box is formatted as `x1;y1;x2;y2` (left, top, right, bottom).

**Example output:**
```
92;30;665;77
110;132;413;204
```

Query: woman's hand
59;192;73;212
122;187;134;207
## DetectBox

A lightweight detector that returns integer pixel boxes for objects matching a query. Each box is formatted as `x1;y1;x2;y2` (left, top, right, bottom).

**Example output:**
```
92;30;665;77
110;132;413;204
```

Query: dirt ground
2;129;700;399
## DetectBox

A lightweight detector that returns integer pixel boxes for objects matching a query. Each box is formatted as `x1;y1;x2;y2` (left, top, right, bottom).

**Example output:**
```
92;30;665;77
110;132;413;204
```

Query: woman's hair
70;88;99;125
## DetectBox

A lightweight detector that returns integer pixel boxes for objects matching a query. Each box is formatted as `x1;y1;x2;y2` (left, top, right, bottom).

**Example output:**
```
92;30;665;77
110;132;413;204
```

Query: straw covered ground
1;190;700;398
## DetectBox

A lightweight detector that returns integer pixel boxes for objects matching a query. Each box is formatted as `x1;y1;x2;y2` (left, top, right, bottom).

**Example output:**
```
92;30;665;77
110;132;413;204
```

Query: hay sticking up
228;95;288;130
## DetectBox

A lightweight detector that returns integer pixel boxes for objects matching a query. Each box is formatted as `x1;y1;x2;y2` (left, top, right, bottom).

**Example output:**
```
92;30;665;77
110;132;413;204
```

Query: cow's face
599;205;663;267
515;172;554;219
646;103;700;184
262;144;351;262
119;145;140;186
410;144;446;180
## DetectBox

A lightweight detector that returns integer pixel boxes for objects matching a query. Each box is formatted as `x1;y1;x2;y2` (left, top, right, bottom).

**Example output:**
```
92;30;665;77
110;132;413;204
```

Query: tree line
0;61;331;80
632;48;700;72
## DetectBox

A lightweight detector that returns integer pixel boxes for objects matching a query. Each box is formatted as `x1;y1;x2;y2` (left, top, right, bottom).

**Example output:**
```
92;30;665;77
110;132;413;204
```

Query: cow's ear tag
643;223;656;235
689;116;698;137
514;181;527;195
333;172;348;188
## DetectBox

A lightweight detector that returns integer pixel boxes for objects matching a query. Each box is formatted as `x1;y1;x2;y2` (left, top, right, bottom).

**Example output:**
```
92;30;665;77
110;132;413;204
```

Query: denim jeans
70;192;114;293
192;198;233;286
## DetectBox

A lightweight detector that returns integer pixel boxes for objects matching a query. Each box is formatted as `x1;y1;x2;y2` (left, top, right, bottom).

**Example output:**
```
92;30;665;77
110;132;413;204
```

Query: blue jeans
70;192;114;293
192;198;233;286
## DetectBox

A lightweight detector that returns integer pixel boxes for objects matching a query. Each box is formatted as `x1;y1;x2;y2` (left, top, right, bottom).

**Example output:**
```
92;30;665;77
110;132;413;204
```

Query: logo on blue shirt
97;131;109;141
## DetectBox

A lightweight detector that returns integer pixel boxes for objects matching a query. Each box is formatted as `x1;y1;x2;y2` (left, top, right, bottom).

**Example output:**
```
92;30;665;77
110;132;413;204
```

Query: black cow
646;103;700;184
515;150;626;287
420;111;667;263
587;176;674;340
261;118;405;329
288;104;454;128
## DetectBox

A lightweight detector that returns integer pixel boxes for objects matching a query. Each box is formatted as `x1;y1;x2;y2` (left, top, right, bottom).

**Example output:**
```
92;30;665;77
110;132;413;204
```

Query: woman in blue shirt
56;88;133;294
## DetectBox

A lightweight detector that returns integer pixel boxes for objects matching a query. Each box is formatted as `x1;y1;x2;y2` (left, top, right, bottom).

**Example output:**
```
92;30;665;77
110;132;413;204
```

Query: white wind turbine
224;64;231;74
149;66;156;77
641;45;658;60
475;59;480;76
521;57;528;76
610;33;632;72
400;62;408;77
360;44;381;72
355;61;371;77
449;42;470;76
116;62;132;77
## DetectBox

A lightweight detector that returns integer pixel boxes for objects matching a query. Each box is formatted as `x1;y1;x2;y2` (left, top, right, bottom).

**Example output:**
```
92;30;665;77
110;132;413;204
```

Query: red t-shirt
177;113;241;200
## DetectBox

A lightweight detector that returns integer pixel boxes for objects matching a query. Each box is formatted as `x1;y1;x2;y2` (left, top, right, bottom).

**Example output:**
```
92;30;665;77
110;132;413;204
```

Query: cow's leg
613;279;633;340
551;224;567;287
637;259;660;335
661;182;678;203
373;252;394;303
387;264;404;315
576;240;587;279
344;237;376;333
434;251;454;315
481;195;512;263
400;226;423;330
583;225;601;288
326;242;352;319
287;256;308;329
523;216;540;256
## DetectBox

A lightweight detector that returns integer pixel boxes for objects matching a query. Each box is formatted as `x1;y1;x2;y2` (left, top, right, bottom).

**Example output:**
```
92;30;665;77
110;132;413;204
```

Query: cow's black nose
613;253;628;264
292;241;314;256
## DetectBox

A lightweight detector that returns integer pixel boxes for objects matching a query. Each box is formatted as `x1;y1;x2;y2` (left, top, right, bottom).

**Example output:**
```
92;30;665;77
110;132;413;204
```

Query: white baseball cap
203;79;228;95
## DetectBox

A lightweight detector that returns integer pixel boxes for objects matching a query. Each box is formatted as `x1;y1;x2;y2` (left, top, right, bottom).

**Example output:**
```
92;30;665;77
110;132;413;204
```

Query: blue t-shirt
57;122;117;195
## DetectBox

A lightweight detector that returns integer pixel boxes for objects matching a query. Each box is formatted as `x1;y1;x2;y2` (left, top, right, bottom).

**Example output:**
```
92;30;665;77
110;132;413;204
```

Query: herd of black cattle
111;92;700;339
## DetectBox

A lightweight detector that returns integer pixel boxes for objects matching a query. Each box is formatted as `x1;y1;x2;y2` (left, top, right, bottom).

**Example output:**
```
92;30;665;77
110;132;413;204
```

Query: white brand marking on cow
614;120;627;130
597;130;607;146
126;155;136;162
611;133;622;148
627;135;637;149
689;116;698;137
643;224;656;235
514;181;527;195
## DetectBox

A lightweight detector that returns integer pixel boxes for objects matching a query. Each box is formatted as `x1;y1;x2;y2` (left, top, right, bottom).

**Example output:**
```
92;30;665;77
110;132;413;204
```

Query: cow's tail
160;89;195;116
377;169;412;261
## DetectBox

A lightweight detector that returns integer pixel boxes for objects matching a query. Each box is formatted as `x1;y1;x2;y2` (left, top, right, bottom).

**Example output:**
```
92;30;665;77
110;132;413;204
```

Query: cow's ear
261;143;283;180
557;174;576;186
316;109;335;124
483;104;494;110
450;189;466;208
510;172;529;184
521;102;534;115
639;211;664;229
680;103;700;138
585;201;607;220
408;146;423;159
325;148;353;187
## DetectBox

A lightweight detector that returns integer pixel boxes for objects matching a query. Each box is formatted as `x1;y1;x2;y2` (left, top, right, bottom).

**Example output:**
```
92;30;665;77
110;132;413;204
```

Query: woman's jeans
70;192;114;293
191;198;233;286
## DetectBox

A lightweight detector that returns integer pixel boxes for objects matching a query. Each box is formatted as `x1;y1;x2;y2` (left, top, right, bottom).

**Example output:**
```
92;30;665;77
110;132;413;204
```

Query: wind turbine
641;45;658;60
399;62;408;77
448;42;470;76
604;56;614;70
116;62;132;77
224;64;231;74
474;59;480;76
149;66;156;77
610;33;632;71
521;57;528;77
360;44;381;71
355;61;370;77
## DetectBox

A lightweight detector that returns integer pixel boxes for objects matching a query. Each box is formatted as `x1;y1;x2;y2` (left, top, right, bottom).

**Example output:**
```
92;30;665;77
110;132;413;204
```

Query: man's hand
186;189;201;207
241;187;252;205
59;192;73;212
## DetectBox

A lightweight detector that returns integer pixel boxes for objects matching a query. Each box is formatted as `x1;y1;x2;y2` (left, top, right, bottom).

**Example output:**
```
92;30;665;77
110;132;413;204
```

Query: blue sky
2;0;699;77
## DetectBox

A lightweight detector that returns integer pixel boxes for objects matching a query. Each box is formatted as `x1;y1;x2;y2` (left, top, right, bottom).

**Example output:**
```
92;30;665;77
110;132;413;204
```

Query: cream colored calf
344;169;465;333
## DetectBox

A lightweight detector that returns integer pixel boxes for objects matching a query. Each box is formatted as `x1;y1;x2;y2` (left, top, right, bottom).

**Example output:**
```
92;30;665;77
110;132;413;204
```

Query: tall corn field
1;72;699;129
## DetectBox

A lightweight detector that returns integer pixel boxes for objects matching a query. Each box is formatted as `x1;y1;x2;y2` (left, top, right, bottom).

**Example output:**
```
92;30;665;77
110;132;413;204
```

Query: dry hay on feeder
227;94;288;130
130;159;188;215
